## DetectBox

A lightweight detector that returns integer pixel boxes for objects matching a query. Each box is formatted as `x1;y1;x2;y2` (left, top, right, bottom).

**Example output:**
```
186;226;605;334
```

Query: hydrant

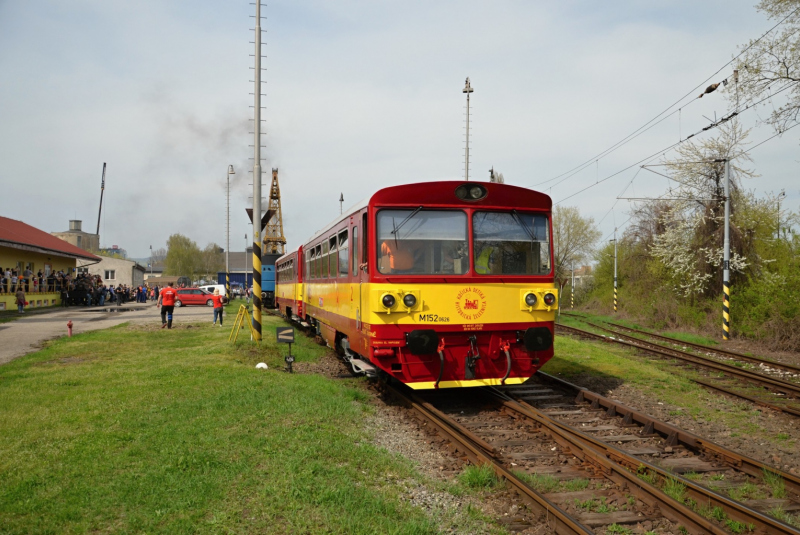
67;321;73;337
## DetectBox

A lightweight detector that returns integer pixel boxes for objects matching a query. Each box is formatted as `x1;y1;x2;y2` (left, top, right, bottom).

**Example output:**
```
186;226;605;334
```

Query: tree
734;0;800;133
164;234;202;279
150;247;167;264
645;122;756;299
199;243;224;282
551;206;601;297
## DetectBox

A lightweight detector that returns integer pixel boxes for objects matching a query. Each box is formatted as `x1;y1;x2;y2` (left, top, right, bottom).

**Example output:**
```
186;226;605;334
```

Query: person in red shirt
211;288;226;326
157;282;178;329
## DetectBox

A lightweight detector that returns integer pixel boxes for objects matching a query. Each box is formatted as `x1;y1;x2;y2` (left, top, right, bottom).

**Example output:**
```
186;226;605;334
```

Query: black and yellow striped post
252;233;262;342
614;285;617;313
722;279;730;340
225;272;230;302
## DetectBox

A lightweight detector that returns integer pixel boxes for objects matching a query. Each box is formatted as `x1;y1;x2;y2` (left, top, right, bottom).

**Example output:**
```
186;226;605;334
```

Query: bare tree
552;206;601;297
734;0;800;133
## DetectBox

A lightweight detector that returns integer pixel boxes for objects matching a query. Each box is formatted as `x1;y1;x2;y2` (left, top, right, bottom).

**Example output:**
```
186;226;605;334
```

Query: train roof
300;180;551;249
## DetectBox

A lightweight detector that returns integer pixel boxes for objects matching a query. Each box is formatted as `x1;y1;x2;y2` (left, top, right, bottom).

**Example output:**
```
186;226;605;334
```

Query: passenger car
174;288;214;307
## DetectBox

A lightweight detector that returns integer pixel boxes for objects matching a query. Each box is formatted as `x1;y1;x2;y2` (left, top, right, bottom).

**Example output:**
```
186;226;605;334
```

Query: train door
353;222;360;330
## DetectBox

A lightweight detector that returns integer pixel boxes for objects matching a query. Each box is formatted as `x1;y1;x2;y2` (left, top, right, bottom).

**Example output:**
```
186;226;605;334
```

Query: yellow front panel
304;281;556;326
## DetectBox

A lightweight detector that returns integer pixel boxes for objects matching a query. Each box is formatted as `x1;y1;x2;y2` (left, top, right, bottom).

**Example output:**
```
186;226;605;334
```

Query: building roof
0;216;101;261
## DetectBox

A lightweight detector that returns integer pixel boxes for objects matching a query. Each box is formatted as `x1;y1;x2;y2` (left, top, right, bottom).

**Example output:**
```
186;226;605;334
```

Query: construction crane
263;168;286;254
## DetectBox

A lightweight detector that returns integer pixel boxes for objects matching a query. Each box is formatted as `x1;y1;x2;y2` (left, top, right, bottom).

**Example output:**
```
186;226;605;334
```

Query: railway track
385;378;800;534
561;313;800;380
555;322;800;418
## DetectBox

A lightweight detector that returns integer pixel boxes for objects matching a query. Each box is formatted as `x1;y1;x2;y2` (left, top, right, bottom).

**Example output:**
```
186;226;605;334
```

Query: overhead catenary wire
535;5;800;190
555;79;800;206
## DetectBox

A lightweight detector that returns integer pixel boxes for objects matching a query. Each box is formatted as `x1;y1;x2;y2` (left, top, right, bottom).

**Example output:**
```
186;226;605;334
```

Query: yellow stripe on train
289;281;558;325
405;377;529;390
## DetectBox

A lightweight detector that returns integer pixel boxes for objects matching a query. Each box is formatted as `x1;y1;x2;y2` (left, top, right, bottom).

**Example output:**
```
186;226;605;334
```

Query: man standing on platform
157;282;178;329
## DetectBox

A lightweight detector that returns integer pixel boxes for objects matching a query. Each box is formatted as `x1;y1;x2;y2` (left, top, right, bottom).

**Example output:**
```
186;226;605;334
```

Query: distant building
143;261;164;281
573;265;593;287
98;245;128;259
86;256;146;288
51;220;99;252
0;216;100;310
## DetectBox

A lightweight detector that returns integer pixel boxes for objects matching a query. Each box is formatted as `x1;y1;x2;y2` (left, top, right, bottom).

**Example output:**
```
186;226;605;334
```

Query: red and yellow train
275;181;557;389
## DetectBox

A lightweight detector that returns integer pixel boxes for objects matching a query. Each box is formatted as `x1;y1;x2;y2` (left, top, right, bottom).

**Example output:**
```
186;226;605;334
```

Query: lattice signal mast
263;168;286;254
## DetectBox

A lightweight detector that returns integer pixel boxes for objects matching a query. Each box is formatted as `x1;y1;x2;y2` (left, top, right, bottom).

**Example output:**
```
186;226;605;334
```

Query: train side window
352;226;358;275
329;236;337;279
338;230;349;277
322;241;329;278
315;244;322;279
308;249;315;280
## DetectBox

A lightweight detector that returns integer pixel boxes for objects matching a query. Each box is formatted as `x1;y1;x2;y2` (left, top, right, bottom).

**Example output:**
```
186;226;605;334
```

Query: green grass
513;472;589;495
458;464;502;490
762;469;787;499
0;314;475;534
663;477;687;503
661;331;720;346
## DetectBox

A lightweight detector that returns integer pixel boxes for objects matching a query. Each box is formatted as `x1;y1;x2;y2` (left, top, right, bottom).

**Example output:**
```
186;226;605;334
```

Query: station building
85;256;146;288
0;216;101;310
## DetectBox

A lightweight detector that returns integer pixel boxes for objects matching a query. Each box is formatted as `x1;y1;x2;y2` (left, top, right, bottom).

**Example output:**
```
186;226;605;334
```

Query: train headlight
403;294;417;308
455;183;487;201
524;293;537;307
381;294;396;308
543;293;556;306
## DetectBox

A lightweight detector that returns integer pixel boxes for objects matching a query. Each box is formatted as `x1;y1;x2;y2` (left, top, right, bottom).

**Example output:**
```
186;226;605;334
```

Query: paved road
0;303;220;365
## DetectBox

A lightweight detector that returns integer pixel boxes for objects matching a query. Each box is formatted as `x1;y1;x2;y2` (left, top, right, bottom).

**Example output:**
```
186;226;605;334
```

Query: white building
87;256;146;287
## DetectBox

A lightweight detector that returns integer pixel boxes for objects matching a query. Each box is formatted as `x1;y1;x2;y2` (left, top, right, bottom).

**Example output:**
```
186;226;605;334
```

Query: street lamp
149;245;153;276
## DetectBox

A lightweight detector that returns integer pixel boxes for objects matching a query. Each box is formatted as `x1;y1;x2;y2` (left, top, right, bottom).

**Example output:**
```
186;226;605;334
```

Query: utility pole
245;233;248;298
611;230;618;313
149;245;153;276
571;262;575;309
251;1;263;342
721;159;731;341
463;78;473;181
226;165;234;299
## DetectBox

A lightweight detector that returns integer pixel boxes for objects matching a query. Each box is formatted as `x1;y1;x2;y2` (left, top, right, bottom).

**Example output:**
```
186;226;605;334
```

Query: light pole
149;245;153;276
571;261;575;310
227;165;234;299
610;230;617;313
463;77;473;181
245;233;249;301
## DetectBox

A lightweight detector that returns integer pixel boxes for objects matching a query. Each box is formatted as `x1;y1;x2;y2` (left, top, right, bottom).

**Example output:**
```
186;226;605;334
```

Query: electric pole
226;165;234;299
251;1;263;342
463;78;473;181
611;230;618;313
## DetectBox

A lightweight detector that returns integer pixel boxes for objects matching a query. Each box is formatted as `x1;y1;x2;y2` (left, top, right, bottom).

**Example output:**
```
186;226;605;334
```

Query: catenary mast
251;1;263;341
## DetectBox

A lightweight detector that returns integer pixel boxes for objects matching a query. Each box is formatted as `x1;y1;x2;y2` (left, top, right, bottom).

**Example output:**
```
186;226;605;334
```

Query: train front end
363;181;556;389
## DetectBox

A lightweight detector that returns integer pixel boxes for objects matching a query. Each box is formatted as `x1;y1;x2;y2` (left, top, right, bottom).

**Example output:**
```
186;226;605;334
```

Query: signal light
524;293;537;307
381;294;396;308
403;294;417;308
543;293;556;306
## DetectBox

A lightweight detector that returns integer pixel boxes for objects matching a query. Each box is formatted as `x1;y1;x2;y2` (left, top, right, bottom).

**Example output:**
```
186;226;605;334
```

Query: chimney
69;220;82;232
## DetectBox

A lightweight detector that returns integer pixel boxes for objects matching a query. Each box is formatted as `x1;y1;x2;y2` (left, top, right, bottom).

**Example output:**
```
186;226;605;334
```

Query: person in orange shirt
211;288;226;326
379;240;420;273
156;281;178;329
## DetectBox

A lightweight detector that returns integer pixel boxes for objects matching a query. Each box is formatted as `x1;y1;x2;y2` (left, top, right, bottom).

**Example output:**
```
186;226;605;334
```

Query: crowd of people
2;267;164;309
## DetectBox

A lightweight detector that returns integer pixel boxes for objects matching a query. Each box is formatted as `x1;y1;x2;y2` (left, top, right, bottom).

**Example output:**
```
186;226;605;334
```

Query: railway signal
276;327;295;372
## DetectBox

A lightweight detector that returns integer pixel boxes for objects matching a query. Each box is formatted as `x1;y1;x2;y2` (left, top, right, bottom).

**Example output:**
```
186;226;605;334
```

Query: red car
174;288;214;307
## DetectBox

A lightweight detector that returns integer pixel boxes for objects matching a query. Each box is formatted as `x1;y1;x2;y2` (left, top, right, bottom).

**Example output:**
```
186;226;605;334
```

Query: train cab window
472;211;551;275
338;230;349;277
328;236;337;278
376;209;468;275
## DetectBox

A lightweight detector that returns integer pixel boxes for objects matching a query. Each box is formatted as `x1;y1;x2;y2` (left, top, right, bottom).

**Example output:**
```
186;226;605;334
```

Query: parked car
199;284;227;298
174;288;214;307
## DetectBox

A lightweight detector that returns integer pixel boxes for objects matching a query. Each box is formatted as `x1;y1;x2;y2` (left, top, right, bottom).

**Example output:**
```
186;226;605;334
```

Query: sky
1;1;797;260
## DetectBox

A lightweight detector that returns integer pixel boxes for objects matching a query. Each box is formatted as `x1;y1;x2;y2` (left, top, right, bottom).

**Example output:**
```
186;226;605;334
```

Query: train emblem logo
455;287;487;320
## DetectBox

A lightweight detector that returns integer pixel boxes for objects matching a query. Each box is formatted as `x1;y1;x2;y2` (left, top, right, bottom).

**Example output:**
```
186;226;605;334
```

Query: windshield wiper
511;210;536;245
390;206;423;237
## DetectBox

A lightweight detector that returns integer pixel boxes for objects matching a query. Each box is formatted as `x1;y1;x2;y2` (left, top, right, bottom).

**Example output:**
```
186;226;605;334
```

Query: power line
536;5;800;190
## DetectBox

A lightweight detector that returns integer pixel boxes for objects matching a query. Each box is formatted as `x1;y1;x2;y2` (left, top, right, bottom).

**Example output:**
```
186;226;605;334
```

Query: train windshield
377;209;468;275
472;211;551;275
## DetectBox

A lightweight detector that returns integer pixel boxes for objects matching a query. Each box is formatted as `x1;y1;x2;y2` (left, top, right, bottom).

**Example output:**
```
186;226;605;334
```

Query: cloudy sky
1;1;797;260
